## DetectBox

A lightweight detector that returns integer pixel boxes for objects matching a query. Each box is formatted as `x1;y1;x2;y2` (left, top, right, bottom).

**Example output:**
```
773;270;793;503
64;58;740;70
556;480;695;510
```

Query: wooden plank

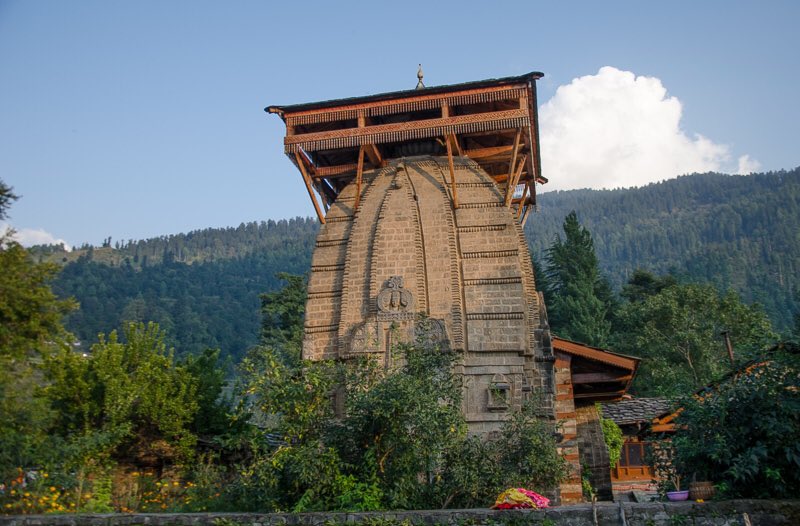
504;153;527;207
354;145;365;211
285;109;529;146
651;424;677;432
364;143;382;166
520;203;532;227
507;128;521;184
295;152;326;224
573;390;626;400
464;144;513;160
516;182;530;220
315;180;330;211
572;372;633;384
526;85;544;187
313;163;358;178
445;135;458;209
448;133;462;156
285;84;525;120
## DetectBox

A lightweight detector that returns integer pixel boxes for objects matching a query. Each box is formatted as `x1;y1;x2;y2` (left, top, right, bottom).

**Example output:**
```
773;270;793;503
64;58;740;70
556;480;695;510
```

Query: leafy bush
672;344;800;497
599;409;624;469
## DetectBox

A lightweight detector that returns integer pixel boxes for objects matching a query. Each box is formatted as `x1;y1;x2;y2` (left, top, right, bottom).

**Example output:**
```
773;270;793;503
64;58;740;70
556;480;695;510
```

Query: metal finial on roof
416;64;425;90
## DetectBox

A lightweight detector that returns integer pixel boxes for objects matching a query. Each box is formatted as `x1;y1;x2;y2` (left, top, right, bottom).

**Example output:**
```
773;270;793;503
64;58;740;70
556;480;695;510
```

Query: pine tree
544;211;613;346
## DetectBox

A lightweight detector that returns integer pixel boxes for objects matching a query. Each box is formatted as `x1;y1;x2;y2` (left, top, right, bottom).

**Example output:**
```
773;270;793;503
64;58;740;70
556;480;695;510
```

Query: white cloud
539;66;759;191
1;222;72;250
736;154;761;174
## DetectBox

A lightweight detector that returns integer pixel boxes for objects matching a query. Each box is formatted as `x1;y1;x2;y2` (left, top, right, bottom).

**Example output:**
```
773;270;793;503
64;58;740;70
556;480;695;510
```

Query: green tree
335;338;465;509
671;345;800;498
46;322;199;467
0;179;17;220
620;269;677;303
0;180;76;478
259;273;307;365
232;277;567;512
544;211;613;346
181;348;232;439
614;282;777;396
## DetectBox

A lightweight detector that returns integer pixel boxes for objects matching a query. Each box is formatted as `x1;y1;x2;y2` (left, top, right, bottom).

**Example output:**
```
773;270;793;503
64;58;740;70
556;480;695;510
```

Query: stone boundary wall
2;500;799;526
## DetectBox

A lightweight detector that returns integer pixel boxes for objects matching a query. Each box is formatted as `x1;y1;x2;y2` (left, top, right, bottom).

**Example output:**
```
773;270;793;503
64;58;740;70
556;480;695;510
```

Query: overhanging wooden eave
268;71;547;222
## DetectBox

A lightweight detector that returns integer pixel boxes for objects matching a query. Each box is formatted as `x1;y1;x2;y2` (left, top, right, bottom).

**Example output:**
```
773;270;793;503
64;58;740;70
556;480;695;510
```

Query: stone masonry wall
302;156;557;438
4;500;799;526
575;404;614;501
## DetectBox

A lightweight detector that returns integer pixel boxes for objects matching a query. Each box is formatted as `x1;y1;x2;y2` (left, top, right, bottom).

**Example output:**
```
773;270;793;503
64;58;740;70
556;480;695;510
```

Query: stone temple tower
267;71;556;434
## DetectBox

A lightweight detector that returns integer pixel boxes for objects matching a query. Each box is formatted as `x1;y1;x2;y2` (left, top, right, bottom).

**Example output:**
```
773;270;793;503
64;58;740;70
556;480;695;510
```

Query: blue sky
1;0;798;248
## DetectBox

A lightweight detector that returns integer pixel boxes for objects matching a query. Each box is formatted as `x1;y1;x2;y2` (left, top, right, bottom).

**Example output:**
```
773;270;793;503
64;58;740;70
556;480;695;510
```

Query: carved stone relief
377;276;415;321
348;320;380;355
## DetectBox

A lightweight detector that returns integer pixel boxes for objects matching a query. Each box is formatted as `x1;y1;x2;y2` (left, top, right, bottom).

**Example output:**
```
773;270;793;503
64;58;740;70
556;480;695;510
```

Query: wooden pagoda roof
267;71;547;224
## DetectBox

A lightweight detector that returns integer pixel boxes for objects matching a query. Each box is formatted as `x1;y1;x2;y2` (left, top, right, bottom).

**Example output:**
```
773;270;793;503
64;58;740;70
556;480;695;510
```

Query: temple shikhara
268;69;640;503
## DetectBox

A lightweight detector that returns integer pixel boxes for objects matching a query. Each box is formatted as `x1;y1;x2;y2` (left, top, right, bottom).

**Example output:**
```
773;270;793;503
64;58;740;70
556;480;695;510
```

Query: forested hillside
527;168;800;329
45;218;318;360
39;168;799;360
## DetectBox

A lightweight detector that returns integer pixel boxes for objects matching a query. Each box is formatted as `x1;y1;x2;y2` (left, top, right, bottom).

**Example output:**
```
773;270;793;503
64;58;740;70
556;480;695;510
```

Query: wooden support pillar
505;153;527;207
445;134;458;209
517;182;530;220
364;143;383;167
520;203;532;227
354;145;365;211
316;181;330;211
295;151;326;224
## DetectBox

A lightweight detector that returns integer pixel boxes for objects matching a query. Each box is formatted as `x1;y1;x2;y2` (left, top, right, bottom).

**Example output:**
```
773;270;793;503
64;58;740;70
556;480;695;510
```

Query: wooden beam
507;128;522;183
520;202;532;227
573;390;626;400
354;145;365;211
364;143;382;167
526;84;544;187
315;180;330;211
572;372;633;384
285;108;529;151
463;144;513;160
651;424;676;432
447;133;462;156
313;163;358;178
295;151;326;224
445;134;458;209
504;153;527;207
516;182;530;220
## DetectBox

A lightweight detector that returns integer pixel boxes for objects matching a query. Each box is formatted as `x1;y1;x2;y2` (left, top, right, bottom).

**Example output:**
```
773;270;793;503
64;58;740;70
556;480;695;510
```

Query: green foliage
260;273;307;365
45;322;199;466
32;170;800;362
620;269;677;303
438;400;569;509
0;179;17;220
671;347;800;498
0;183;76;480
527;169;800;333
49;219;318;362
336;339;465;509
613;281;777;396
599;408;624;469
543;211;613;346
181;348;232;439
236;322;566;511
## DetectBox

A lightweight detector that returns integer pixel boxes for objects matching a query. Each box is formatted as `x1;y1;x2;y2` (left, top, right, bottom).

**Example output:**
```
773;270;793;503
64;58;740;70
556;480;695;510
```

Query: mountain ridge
33;168;799;359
